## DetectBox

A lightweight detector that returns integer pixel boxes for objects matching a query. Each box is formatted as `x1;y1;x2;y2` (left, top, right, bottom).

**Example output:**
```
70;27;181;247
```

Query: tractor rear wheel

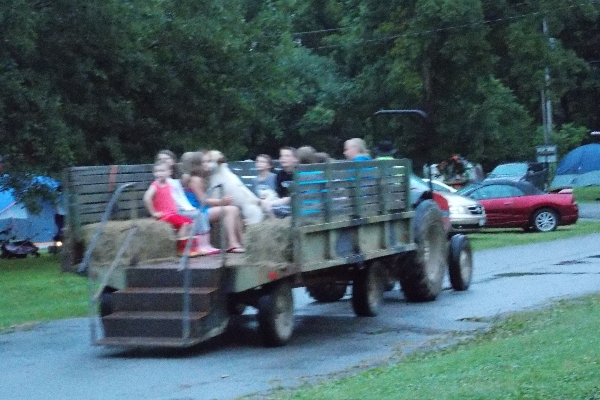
399;200;446;302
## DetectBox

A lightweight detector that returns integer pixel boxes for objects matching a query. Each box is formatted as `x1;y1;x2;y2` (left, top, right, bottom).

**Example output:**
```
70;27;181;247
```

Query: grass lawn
573;185;600;202
469;220;600;251
272;294;600;400
0;253;87;331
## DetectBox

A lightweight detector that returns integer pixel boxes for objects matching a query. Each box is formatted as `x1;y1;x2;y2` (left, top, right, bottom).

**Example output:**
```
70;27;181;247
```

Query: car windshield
410;174;431;191
489;163;527;176
457;183;478;195
423;179;456;193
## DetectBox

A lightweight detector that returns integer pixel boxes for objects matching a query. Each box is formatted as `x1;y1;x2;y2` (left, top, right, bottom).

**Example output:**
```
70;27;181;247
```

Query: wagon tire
352;260;385;317
532;208;558;232
448;234;473;291
258;281;294;347
226;298;247;315
399;200;446;302
306;283;347;303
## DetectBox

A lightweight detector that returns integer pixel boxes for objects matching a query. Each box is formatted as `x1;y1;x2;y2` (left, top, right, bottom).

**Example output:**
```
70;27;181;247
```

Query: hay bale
244;218;293;266
81;218;177;266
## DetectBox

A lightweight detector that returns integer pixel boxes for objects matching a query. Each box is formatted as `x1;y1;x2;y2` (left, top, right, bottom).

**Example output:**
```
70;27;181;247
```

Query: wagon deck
62;158;473;348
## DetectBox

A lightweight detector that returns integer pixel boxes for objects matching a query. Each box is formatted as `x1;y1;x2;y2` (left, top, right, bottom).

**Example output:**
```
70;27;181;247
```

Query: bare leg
196;233;219;252
177;223;192;240
223;206;244;249
208;206;243;250
234;209;244;244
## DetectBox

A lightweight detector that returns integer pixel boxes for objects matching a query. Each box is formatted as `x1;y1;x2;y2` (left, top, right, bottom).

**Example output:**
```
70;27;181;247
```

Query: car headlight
449;205;468;214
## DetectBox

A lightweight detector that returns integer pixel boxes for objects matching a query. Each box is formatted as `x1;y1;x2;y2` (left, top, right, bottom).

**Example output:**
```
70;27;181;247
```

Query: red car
458;179;578;232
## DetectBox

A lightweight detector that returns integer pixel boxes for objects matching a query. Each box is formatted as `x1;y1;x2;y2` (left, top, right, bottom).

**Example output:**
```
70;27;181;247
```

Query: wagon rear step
95;336;205;348
95;257;230;348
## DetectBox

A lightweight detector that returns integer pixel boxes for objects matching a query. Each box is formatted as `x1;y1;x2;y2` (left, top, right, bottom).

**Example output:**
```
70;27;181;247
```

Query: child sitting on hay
156;150;219;255
180;151;246;253
143;160;203;257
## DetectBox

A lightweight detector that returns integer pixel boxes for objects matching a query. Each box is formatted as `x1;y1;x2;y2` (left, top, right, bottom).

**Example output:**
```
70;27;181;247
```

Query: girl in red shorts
143;161;200;257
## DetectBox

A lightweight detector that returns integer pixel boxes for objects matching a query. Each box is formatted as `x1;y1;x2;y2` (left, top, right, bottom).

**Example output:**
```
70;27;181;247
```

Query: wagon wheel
399;200;446;302
352;260;386;317
448;234;473;291
306;283;347;303
226;297;247;315
257;281;294;347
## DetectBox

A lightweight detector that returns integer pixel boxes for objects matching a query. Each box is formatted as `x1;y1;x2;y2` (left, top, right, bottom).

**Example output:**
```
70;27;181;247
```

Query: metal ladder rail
89;225;138;344
77;182;141;344
178;184;226;343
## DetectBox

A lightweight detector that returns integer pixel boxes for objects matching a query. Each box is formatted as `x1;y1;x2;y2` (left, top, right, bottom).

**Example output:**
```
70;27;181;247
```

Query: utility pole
541;17;553;146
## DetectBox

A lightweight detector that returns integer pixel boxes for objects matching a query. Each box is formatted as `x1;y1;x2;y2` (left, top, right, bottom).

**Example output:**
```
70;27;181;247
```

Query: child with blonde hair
143;161;200;257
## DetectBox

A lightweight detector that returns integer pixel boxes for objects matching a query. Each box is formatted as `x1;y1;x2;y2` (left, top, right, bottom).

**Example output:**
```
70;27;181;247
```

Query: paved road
2;233;600;400
579;202;600;219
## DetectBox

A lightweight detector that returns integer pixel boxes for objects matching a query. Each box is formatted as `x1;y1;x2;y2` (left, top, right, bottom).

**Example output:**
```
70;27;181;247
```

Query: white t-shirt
167;178;195;212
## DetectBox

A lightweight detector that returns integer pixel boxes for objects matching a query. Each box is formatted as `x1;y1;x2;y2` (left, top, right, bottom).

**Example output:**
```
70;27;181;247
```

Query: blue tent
551;144;600;188
0;177;59;243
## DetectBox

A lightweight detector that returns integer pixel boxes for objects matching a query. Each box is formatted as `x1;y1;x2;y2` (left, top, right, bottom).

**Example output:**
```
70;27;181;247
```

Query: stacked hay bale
244;218;293;268
78;216;295;270
80;219;177;267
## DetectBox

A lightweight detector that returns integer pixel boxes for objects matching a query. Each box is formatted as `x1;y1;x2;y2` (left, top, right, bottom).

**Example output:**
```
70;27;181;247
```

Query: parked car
412;175;486;233
485;162;548;191
423;178;457;193
458;179;578;232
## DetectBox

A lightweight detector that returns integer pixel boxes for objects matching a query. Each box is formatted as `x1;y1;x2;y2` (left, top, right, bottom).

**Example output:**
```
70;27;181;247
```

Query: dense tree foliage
1;0;599;188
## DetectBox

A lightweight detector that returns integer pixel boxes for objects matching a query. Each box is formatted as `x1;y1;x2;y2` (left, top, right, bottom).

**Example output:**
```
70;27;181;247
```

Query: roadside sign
536;145;557;163
537;155;556;163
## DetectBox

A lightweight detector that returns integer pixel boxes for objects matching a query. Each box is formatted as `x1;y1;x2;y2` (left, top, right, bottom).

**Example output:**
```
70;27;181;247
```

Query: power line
276;1;599;51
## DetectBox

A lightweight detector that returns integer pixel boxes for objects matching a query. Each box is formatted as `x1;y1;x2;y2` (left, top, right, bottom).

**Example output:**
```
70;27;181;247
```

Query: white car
413;176;486;233
423;178;458;193
443;191;486;232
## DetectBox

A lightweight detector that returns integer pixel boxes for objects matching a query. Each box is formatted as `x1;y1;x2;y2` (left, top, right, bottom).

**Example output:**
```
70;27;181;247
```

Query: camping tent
0;177;59;243
551;144;600;188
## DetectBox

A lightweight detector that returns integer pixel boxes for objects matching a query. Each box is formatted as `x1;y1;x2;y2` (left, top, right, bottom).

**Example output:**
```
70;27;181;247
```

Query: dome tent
0;176;59;243
550;144;600;188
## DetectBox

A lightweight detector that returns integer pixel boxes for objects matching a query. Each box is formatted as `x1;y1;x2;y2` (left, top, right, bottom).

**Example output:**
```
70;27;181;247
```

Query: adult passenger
343;138;372;161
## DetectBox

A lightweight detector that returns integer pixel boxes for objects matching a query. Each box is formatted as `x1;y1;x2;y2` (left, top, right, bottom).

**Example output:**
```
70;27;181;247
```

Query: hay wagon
62;158;473;348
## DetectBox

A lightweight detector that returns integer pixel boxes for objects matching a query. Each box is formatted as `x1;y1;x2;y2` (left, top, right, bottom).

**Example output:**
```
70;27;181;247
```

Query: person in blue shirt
343;138;372;161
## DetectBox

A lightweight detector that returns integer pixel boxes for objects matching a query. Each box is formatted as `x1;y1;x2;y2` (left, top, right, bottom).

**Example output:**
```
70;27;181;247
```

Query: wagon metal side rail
79;182;141;344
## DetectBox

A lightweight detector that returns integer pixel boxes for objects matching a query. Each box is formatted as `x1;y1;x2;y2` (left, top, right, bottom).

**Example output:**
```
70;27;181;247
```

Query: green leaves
0;0;598;179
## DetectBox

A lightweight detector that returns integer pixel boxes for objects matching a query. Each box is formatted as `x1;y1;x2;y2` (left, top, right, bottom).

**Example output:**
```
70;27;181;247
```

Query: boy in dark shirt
265;146;297;218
